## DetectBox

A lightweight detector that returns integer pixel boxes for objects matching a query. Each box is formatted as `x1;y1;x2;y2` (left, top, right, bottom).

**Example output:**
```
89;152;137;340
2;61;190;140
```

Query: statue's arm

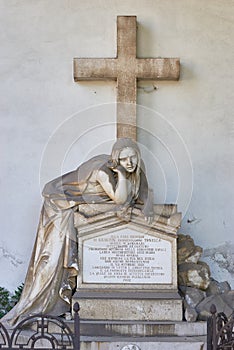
96;168;129;205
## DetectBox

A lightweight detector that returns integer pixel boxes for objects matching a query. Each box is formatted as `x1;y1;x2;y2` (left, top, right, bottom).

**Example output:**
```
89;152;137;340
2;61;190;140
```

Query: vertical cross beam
74;16;180;141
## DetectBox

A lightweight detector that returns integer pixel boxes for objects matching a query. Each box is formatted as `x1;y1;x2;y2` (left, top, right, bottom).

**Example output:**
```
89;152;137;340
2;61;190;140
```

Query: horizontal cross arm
74;58;117;81
136;58;180;80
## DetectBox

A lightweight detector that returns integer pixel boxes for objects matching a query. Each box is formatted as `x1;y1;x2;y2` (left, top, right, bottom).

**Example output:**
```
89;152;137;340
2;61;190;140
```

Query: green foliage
10;284;24;307
0;287;11;318
0;284;24;318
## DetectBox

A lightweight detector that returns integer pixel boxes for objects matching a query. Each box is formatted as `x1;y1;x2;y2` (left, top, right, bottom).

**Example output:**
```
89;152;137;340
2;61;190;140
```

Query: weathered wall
0;0;234;290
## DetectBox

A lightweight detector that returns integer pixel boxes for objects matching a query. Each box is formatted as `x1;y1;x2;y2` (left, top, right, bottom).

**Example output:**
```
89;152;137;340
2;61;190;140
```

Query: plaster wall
0;0;234;290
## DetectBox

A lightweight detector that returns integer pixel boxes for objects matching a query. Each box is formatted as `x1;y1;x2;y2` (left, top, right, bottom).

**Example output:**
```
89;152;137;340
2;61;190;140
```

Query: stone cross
74;16;180;140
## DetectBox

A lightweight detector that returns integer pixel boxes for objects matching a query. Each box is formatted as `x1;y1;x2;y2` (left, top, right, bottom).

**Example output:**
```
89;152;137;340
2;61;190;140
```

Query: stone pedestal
73;204;183;323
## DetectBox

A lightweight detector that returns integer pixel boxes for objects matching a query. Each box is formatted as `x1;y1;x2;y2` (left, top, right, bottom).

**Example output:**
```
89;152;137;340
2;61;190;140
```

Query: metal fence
0;302;80;349
207;304;234;350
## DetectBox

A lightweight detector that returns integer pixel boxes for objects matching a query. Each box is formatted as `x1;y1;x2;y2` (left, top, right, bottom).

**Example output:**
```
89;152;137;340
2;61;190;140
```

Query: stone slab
77;222;178;291
17;333;207;350
73;293;183;321
77;204;178;218
77;320;207;337
82;229;172;284
80;337;206;350
34;318;206;337
75;290;181;299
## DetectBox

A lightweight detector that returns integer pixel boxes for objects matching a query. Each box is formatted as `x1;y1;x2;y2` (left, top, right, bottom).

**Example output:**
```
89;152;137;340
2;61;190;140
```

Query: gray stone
178;285;187;296
196;294;233;320
219;281;232;294
185;246;203;264
184;302;198;322
74;16;180;140
177;235;196;264
183;300;198;322
45;319;207;337
178;262;210;290
184;287;206;308
73;203;183;323
79;339;207;350
206;278;231;296
221;290;234;309
177;234;203;264
73;291;183;321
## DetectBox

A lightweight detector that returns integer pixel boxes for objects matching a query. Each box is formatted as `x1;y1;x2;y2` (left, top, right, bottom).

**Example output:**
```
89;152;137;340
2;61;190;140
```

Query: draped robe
3;154;152;326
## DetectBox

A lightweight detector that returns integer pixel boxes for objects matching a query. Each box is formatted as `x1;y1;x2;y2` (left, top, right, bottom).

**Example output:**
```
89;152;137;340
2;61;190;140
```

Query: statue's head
111;138;141;173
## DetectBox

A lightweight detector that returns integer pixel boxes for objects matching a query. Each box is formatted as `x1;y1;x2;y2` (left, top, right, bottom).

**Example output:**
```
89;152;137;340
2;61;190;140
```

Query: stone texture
185;247;203;264
178;262;210;290
73;295;183;321
177;234;203;264
80;339;206;350
184;301;198;322
196;294;233;320
183;287;206;308
206;278;231;296
219;281;232;294
74;16;180;140
75;204;180;291
177;235;195;263
221;290;234;309
73;203;183;324
178;234;234;322
48;319;207;337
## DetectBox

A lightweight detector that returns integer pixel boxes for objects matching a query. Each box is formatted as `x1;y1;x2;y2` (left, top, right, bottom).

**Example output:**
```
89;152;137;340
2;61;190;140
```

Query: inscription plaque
83;228;172;284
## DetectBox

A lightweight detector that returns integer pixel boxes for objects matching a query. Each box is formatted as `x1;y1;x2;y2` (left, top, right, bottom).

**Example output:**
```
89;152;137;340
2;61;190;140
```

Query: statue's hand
111;164;126;175
117;205;132;222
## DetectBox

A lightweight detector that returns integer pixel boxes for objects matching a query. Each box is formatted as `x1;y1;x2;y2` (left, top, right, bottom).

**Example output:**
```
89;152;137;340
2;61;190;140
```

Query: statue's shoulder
77;154;110;181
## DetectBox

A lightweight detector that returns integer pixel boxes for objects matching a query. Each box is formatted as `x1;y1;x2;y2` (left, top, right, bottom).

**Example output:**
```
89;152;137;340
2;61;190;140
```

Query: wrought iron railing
3;301;233;349
0;302;80;349
207;304;234;350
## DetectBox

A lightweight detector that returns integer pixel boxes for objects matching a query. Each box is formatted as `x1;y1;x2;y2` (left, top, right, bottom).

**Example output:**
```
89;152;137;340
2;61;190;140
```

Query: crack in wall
202;241;234;288
0;246;23;267
203;242;234;274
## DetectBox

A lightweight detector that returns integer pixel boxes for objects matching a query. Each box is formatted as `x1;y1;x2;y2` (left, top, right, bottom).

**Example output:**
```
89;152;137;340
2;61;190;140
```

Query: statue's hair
111;138;141;199
111;138;141;166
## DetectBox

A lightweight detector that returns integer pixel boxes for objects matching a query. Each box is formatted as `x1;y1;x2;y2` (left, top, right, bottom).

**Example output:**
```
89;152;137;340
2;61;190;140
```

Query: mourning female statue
3;138;154;326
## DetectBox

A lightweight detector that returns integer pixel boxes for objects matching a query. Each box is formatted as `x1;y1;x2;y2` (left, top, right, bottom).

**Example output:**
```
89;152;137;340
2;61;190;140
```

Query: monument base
74;203;183;326
73;290;183;321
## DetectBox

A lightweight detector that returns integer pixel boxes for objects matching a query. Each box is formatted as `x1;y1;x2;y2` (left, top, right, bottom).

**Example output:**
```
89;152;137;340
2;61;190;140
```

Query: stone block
73;291;183;321
185;246;203;264
177;235;196;264
177;234;203;264
196;294;233;320
221;290;234;309
184;302;198;322
80;338;206;350
178;262;210;290
206;278;231;296
73;203;182;324
184;287;206;308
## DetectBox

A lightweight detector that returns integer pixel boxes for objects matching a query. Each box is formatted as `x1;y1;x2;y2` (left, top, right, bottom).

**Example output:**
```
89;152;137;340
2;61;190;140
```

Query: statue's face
119;147;138;173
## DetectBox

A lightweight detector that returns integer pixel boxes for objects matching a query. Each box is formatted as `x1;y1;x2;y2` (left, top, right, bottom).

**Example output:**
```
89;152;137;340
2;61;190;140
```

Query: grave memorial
2;15;209;350
73;204;182;321
74;15;180;140
72;15;182;323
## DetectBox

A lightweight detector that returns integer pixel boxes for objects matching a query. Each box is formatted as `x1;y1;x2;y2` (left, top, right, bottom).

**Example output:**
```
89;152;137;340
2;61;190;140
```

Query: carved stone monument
1;14;208;350
72;15;182;325
74;15;180;140
73;204;182;321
